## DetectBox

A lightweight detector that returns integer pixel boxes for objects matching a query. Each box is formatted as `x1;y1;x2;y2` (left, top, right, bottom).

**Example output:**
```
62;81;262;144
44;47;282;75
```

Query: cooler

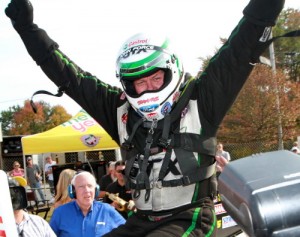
218;150;300;237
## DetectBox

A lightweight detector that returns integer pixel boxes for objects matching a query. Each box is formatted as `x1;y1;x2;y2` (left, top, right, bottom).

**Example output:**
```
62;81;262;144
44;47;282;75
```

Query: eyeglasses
14;165;20;167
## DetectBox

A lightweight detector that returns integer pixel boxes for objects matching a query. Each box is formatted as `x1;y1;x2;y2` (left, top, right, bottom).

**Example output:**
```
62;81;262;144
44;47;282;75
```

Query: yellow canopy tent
21;110;119;154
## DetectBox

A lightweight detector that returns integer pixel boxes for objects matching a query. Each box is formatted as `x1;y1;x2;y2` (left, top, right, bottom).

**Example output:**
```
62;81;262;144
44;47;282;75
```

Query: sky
0;0;299;116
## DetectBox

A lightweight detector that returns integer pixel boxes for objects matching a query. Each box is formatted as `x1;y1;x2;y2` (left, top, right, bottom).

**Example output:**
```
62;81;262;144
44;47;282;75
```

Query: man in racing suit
5;0;285;236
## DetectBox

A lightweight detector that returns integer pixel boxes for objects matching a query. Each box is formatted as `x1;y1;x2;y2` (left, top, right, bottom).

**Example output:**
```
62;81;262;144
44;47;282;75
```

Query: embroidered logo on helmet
120;45;155;59
161;102;171;115
139;104;159;113
147;112;158;120
137;96;159;106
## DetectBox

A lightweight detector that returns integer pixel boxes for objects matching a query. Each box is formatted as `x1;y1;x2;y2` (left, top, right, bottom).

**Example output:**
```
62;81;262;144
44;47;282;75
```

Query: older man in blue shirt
50;171;125;237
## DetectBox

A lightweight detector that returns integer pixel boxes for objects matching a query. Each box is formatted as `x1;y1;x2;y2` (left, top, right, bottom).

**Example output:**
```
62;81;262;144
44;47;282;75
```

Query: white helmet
116;33;184;121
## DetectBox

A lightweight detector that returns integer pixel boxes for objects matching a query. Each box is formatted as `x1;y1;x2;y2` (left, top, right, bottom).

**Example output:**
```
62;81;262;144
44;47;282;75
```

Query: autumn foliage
2;100;72;135
217;64;300;147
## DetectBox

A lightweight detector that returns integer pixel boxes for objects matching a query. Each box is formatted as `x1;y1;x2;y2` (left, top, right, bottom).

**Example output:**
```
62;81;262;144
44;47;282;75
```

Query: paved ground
236;233;248;237
26;183;54;205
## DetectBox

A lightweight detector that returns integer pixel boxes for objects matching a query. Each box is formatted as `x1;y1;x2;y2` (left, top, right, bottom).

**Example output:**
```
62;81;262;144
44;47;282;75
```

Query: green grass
36;205;54;223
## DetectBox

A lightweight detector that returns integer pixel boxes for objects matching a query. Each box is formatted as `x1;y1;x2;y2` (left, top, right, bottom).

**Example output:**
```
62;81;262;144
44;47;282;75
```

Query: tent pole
23;154;27;182
115;148;122;161
42;154;47;198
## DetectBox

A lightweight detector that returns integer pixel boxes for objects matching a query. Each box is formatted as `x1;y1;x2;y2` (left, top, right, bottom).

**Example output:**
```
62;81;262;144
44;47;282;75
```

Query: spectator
215;155;230;174
8;177;56;237
50;171;125;237
8;161;25;177
26;156;46;205
99;161;116;198
216;143;231;174
53;169;76;209
44;156;56;197
104;160;132;219
216;143;231;162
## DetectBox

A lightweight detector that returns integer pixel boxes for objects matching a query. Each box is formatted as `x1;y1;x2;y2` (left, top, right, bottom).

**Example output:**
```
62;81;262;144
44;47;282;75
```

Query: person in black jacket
99;161;116;199
104;160;132;219
5;0;285;236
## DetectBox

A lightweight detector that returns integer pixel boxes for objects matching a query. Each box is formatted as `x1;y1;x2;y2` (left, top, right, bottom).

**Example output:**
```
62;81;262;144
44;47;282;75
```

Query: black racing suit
7;0;284;235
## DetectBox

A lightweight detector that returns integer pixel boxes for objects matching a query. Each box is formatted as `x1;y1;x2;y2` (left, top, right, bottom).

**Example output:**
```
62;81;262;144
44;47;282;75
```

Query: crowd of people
4;0;287;235
50;171;125;236
7;155;57;206
7;140;297;235
8;169;126;237
8;175;56;237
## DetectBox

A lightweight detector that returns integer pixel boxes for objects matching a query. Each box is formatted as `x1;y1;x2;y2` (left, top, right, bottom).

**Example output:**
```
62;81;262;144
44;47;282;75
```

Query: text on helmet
120;45;155;59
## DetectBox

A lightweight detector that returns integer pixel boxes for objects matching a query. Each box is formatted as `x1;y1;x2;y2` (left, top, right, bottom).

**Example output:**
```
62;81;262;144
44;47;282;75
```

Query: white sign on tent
0;170;18;237
0;122;2;142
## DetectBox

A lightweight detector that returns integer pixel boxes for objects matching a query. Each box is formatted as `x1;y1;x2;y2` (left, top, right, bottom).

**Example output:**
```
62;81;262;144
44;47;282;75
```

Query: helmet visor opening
121;69;172;98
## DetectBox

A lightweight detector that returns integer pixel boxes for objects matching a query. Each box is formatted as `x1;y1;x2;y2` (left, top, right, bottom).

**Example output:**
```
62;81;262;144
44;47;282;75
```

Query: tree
0;100;72;136
217;64;300;147
196;9;300;150
272;8;300;82
199;9;300;82
0;105;21;135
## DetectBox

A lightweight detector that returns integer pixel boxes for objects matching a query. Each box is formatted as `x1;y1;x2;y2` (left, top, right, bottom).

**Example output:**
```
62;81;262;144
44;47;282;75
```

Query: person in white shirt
216;143;231;162
44;156;56;197
9;177;56;237
216;143;231;173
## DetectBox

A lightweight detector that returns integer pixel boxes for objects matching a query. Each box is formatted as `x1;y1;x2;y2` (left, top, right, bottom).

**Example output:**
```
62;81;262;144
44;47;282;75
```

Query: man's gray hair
71;171;96;186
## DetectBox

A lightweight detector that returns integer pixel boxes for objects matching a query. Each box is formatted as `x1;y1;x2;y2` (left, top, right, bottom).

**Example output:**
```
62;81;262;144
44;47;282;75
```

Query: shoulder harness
122;78;217;202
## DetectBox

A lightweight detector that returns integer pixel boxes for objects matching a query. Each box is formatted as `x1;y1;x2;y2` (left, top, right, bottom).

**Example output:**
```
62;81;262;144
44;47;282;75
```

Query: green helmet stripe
118;39;170;77
120;53;167;76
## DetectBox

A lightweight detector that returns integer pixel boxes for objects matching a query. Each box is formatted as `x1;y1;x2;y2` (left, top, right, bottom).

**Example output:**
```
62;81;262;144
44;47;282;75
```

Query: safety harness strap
160;162;216;187
173;134;217;156
133;119;157;201
129;161;215;189
122;118;144;150
268;30;300;43
124;78;217;191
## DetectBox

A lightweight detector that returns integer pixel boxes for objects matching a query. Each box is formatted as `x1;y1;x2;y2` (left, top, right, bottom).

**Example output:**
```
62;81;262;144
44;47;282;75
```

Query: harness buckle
182;176;191;186
121;140;134;150
155;180;162;189
158;138;171;148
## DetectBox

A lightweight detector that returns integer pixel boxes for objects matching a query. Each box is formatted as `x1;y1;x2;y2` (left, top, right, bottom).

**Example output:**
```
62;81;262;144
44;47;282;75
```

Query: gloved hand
243;0;285;26
5;0;34;32
4;0;57;65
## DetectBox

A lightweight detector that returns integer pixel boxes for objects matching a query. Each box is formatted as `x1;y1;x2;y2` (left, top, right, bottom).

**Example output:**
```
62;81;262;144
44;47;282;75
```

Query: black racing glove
4;0;58;65
5;0;33;32
243;0;285;26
